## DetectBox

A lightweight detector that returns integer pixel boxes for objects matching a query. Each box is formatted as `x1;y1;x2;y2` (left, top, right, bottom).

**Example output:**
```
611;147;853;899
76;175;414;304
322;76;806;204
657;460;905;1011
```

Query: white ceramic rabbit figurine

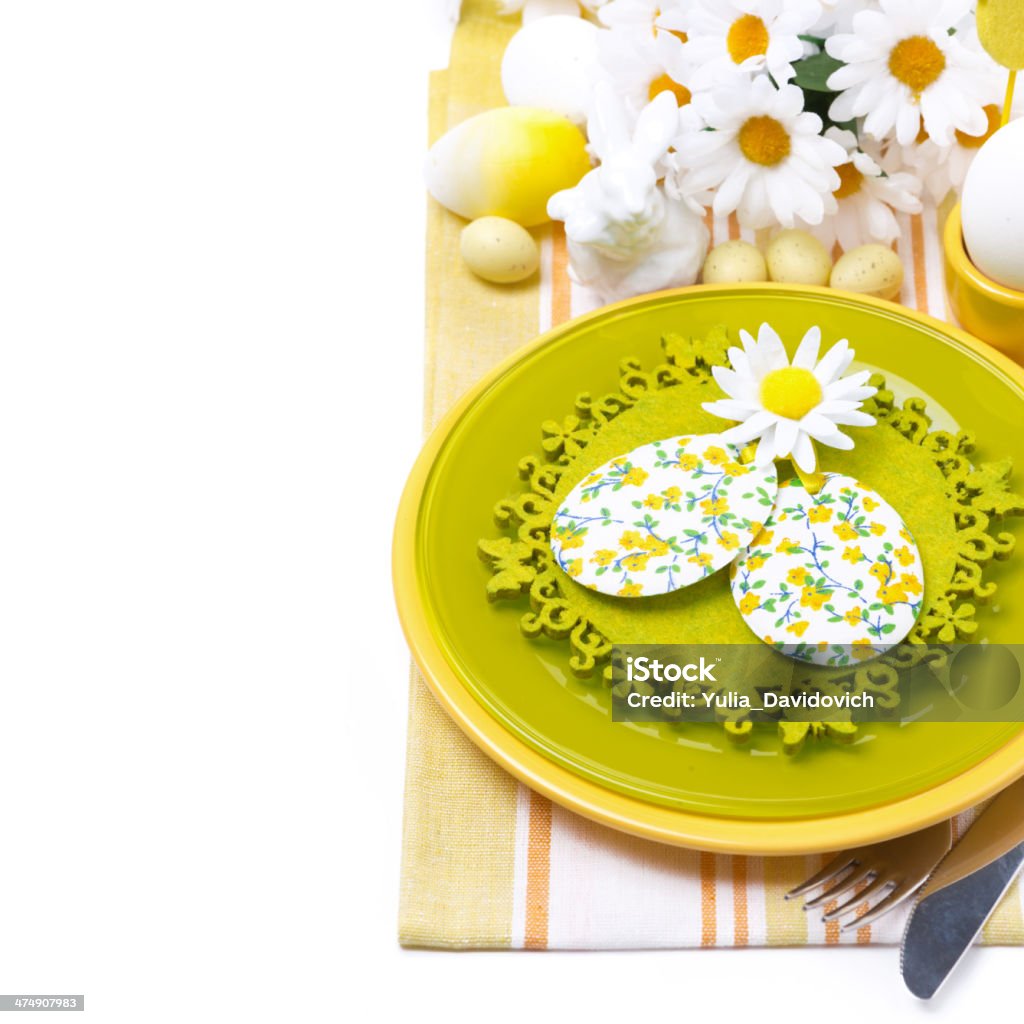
547;83;709;303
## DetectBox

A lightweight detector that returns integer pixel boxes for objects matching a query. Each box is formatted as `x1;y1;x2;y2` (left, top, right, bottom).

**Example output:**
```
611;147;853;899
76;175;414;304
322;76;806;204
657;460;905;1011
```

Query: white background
0;1;1017;1021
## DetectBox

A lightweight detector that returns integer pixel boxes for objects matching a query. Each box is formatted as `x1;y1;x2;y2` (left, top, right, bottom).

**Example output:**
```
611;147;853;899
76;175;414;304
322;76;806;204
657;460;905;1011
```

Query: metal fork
785;820;953;930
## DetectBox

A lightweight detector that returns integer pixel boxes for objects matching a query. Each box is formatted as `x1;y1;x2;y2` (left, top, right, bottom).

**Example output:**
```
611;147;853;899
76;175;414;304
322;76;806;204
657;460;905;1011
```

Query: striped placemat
398;0;1024;950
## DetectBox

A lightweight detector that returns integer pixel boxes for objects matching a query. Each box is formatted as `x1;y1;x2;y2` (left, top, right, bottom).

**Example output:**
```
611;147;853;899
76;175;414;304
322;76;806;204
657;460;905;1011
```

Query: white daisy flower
825;0;996;146
672;76;845;230
797;127;921;251
684;0;823;89
702;324;877;473
596;22;696;118
896;103;1004;203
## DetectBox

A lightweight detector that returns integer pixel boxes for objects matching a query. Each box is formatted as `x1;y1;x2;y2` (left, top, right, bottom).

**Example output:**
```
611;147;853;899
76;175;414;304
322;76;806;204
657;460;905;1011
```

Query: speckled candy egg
460;217;539;283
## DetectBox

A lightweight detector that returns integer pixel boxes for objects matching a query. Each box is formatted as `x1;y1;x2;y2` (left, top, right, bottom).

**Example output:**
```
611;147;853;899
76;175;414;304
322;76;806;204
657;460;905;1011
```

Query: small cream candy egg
702;240;768;284
501;16;598;126
460;217;539;284
962;119;1024;291
765;230;832;286
830;244;904;300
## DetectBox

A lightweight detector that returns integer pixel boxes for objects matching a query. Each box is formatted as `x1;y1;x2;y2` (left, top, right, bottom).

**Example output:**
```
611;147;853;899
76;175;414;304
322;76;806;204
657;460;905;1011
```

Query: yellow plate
394;283;1024;855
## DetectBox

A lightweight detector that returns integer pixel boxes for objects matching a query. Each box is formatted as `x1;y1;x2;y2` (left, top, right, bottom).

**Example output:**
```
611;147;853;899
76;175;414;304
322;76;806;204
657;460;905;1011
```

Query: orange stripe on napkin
700;852;717;946
524;790;552;949
910;214;928;313
728;212;740;241
551;224;571;327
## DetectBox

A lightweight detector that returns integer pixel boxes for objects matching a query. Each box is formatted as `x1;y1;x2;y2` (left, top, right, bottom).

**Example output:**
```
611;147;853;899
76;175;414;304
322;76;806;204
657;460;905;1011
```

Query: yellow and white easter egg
550;434;779;598
730;474;924;666
962;119;1024;290
425;107;591;228
501;16;599;126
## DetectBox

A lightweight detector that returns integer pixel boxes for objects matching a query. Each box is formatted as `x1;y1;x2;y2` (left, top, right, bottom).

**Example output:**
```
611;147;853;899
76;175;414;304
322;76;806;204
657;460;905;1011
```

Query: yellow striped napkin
399;0;1024;950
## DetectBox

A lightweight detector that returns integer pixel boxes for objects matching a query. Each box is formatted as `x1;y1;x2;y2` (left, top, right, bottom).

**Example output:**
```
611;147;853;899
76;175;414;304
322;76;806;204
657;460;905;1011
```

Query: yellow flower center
833;161;863;200
760;367;822;419
738;115;791;166
955;103;1002;148
888;35;946;96
726;14;769;64
648;73;692;106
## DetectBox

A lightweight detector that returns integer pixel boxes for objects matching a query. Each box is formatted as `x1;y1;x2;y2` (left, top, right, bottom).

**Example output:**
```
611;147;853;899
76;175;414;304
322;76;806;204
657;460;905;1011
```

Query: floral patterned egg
730;474;924;666
549;434;778;598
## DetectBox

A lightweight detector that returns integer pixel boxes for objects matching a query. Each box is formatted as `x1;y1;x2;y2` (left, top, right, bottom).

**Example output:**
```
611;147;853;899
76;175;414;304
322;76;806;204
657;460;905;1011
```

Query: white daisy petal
792;326;822;369
802;412;856;449
826;410;877;427
756;323;788;368
710;364;747;399
774;417;800;456
791;431;817;473
701;398;760;421
755;424;779;467
817;399;868;415
727;346;751;377
721;408;779;444
812;338;850;385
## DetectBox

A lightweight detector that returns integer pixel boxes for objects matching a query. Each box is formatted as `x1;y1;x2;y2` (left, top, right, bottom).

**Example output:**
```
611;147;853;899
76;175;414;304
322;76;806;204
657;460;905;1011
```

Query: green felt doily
477;327;1024;753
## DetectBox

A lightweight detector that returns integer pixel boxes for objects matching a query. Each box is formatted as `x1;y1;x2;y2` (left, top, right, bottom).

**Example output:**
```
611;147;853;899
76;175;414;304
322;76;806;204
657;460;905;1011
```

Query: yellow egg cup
944;202;1024;361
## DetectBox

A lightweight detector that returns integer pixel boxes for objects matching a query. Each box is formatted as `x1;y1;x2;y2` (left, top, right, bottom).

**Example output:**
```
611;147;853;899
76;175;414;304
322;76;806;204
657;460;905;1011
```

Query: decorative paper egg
501;16;599;126
550;434;779;598
962;119;1024;291
425;107;591;228
730;474;924;666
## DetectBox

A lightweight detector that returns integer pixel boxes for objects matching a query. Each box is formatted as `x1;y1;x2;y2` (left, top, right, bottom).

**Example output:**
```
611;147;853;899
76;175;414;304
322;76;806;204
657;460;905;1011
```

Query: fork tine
785;854;857;899
821;875;892;922
802;863;875;909
838;878;919;930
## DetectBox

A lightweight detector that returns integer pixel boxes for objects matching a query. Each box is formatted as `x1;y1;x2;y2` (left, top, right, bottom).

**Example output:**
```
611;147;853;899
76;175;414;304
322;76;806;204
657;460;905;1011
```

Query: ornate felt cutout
550;434;778;597
730;474;924;666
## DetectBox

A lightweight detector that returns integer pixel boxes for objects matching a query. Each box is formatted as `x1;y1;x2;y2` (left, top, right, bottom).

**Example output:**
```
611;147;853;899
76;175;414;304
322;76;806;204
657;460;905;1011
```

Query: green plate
398;285;1024;826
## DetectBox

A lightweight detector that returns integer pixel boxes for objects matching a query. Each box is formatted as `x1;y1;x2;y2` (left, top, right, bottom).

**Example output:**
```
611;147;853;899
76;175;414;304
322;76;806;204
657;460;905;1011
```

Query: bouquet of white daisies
524;0;1008;251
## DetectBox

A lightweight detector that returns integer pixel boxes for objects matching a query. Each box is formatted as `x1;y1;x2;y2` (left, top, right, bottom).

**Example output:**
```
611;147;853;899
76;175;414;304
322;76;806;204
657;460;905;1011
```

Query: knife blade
901;775;1024;999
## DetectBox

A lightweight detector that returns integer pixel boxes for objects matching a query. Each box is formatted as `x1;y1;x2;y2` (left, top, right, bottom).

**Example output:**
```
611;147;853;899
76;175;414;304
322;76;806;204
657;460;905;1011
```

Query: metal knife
901;775;1024;999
